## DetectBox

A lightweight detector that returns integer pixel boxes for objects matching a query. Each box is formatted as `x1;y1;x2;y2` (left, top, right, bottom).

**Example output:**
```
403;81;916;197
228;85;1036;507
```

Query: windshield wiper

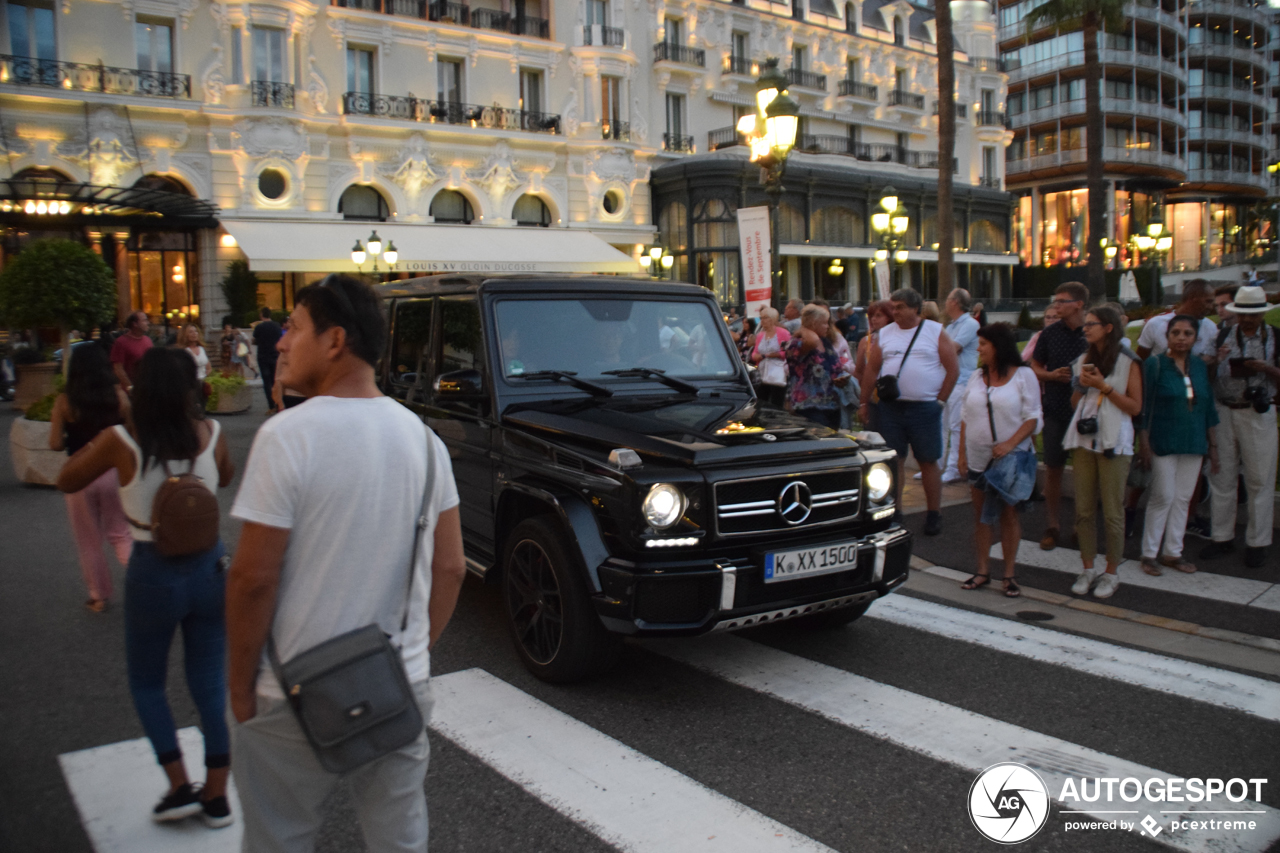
513;370;613;397
601;367;701;394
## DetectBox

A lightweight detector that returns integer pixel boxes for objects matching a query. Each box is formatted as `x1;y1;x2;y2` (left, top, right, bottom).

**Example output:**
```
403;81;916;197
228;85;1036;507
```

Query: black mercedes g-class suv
377;275;912;682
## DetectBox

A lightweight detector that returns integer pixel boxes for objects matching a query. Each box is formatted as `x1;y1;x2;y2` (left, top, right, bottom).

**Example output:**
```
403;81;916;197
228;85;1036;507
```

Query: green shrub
221;261;259;327
205;373;247;412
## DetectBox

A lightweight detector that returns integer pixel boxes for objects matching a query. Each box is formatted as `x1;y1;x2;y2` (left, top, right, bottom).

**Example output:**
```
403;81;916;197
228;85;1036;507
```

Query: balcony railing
724;55;755;75
708;126;744;149
654;42;705;66
785;68;826;90
0;56;190;98
470;8;509;30
888;90;925;109
602;120;630;141
979;176;1002;188
252;80;295;108
795;136;955;170
976;110;1008;128
970;57;1006;73
330;0;550;36
583;25;625;46
342;92;560;132
663;133;695;152
933;101;968;118
837;79;877;99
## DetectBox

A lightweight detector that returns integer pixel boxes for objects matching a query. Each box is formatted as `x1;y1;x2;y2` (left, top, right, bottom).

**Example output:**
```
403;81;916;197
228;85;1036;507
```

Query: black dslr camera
1243;386;1272;414
1076;417;1099;435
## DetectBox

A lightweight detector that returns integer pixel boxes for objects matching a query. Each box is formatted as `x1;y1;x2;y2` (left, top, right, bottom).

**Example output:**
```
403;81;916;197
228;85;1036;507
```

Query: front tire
502;517;621;683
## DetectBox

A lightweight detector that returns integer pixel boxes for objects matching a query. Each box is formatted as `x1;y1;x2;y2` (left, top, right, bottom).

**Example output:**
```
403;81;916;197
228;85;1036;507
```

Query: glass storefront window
1040;189;1088;265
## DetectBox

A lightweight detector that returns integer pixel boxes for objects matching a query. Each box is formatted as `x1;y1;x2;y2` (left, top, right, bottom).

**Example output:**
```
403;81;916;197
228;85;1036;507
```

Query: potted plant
1;239;117;484
206;372;252;413
8;378;67;486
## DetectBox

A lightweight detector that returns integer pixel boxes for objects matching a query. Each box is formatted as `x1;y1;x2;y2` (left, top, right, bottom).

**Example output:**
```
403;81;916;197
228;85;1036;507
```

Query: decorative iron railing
888;90;925;109
708;126;744;149
582;25;625;45
329;0;550;35
724;55;754;75
976;110;1008;128
251;80;295;108
785;68;826;90
602;120;630;141
663;133;695;152
342;92;560;132
653;42;706;66
0;56;190;98
837;79;877;99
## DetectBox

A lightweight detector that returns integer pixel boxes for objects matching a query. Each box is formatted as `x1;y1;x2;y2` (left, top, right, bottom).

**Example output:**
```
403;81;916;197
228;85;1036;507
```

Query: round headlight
642;483;686;530
866;462;893;502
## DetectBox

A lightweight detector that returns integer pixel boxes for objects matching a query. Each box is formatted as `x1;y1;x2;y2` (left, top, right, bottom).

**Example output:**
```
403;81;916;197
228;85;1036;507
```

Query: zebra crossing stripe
867;595;1280;723
991;540;1279;611
429;668;835;853
646;634;1280;853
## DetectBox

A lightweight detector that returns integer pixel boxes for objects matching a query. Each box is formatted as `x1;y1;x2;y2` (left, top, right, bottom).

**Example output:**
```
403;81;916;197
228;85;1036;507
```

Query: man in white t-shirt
1136;279;1218;361
226;275;465;853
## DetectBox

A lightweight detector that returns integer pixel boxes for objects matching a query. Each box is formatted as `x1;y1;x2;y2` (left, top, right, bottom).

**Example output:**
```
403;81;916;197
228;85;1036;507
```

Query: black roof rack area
375;273;708;300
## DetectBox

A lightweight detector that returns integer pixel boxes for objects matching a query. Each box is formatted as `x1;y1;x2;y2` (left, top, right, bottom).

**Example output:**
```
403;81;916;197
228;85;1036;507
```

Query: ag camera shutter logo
968;763;1051;844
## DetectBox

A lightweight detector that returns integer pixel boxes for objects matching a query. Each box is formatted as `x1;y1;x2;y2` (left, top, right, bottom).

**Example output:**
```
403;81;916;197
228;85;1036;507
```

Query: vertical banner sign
874;259;891;301
737;206;773;319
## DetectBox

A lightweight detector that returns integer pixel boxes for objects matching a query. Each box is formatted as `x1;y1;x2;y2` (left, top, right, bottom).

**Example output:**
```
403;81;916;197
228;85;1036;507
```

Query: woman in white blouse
180;323;209;381
957;323;1043;597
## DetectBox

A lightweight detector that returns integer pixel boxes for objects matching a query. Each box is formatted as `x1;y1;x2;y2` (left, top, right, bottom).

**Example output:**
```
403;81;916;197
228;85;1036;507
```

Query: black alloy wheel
501;516;622;683
505;537;564;665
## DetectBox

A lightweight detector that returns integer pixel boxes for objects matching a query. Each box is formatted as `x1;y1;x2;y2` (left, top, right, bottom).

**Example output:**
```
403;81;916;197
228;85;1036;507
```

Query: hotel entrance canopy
220;220;639;274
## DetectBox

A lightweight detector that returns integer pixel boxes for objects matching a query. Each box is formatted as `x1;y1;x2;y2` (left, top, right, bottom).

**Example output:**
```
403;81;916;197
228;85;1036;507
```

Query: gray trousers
232;680;434;853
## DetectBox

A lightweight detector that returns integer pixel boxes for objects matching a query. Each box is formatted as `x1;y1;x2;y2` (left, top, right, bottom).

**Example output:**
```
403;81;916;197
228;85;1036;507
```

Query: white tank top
878;319;945;401
115;421;221;542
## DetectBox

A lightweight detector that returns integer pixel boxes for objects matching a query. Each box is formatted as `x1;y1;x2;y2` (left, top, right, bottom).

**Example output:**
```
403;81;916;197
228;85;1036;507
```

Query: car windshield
494;297;739;381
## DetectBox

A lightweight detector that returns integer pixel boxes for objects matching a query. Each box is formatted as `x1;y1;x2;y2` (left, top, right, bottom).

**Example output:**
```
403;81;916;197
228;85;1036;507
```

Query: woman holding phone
1062;305;1143;599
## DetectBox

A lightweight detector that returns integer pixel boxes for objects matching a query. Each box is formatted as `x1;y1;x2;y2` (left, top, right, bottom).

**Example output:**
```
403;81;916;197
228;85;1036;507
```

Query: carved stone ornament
307;56;329;114
472;141;522;213
232;118;307;160
210;1;231;38
327;17;346;48
562;94;580;136
201;46;225;105
178;0;198;29
630;97;648;143
587;147;635;185
383;134;439;203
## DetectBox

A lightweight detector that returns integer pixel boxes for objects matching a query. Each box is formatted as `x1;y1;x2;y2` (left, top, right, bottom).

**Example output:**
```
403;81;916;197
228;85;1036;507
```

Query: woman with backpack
48;345;133;612
56;347;236;828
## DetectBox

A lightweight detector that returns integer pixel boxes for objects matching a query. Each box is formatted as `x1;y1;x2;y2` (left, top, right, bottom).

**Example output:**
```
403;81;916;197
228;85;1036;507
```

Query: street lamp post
638;246;674;279
351;230;398;275
870;187;910;291
739;58;799;307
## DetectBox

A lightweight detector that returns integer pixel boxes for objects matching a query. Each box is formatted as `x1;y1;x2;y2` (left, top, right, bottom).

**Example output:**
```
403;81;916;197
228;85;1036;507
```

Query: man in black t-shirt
252;307;283;413
1029;282;1089;551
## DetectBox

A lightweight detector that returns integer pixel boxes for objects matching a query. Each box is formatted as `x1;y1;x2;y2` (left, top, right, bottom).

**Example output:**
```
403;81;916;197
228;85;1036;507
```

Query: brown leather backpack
129;462;220;558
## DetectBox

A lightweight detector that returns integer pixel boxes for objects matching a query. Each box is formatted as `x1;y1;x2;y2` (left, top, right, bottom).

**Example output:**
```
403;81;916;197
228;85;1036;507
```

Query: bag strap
985;380;998;444
895;321;926;378
267;421;436;683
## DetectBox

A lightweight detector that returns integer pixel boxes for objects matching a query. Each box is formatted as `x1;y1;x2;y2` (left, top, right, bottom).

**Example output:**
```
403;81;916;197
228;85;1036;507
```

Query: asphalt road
2;399;1277;853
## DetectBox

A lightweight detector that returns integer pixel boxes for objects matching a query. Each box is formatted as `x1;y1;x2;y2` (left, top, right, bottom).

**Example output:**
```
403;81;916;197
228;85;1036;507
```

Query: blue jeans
878;399;944;463
125;541;230;768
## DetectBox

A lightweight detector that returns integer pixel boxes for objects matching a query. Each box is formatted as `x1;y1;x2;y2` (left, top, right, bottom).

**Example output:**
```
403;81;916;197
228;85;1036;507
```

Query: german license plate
764;540;863;583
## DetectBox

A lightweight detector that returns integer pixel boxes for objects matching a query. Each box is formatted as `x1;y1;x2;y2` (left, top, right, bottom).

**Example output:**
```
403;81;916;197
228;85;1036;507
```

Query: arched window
810;205;862;246
922;215;962;248
512;193;550;227
693;198;738;248
659;202;688;251
777;203;805;244
133;174;191;195
430;190;474;224
12;166;72;182
339;184;390;221
969;219;1007;252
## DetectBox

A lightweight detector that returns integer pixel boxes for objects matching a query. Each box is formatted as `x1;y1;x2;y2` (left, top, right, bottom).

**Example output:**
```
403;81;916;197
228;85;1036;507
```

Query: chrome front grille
714;467;861;536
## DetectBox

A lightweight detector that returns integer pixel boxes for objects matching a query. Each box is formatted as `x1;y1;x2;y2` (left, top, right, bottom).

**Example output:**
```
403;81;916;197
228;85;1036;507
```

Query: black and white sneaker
201;796;234;829
152;783;202;822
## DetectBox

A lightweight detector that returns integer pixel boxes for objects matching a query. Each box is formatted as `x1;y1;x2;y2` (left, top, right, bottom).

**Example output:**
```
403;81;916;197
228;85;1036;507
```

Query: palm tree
1025;0;1126;299
936;0;956;303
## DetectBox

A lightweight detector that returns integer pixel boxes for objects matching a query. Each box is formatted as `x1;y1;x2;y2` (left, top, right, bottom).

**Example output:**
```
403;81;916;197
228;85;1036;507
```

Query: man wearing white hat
1199;285;1279;569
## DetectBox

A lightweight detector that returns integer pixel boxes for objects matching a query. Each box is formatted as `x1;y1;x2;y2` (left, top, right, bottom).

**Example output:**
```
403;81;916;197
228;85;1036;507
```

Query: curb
907;555;1280;655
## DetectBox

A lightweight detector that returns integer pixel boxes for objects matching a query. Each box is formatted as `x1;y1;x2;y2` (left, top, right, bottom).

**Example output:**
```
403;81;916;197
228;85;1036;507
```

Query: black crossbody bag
267;428;434;774
876;321;925;403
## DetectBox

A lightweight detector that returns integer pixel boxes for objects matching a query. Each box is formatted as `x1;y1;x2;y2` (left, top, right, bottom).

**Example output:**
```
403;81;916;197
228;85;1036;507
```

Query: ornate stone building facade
0;0;1009;321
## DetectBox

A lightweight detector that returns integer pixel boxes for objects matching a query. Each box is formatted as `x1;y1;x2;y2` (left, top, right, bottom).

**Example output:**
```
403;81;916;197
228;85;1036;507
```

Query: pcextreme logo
968;763;1051;844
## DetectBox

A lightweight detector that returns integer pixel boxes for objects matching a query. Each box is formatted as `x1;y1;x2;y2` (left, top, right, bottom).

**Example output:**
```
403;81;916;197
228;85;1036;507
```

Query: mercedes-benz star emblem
777;481;813;525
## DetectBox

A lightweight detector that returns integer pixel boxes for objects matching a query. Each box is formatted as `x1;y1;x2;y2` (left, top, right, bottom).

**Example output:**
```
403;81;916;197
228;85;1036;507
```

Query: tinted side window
391;298;433;385
439;297;483;374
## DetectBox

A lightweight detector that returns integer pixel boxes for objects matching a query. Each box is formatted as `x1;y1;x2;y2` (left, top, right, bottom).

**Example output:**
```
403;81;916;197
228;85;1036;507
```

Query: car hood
502;395;875;467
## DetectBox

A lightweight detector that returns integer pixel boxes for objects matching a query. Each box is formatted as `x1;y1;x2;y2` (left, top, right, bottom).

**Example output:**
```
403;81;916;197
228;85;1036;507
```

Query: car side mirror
433;369;485;398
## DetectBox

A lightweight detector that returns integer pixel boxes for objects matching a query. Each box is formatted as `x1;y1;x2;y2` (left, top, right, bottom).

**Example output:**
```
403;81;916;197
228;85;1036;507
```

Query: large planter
9;416;65;486
13;362;57;410
209;383;252;414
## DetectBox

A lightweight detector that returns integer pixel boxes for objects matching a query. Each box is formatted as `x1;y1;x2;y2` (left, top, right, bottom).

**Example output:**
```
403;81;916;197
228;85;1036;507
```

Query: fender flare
497;482;610;592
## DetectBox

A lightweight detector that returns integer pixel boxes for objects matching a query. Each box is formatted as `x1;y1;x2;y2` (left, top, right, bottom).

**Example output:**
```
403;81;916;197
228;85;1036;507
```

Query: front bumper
592;526;913;636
